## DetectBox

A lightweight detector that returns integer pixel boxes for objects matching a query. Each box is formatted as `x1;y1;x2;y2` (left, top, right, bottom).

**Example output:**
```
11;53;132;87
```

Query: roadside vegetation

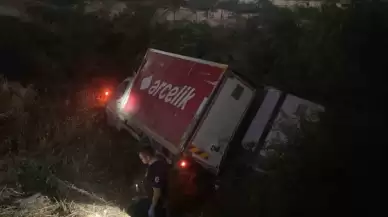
0;74;142;216
1;0;384;216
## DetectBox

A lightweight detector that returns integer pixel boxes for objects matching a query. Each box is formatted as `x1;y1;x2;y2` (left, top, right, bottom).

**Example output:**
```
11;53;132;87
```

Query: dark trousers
128;198;166;217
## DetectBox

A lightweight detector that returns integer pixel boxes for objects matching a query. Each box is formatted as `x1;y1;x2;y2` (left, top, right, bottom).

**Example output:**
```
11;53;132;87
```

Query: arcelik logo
139;75;196;110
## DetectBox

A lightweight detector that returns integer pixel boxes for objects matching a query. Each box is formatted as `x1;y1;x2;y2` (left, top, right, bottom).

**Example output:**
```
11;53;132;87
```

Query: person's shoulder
156;159;168;167
149;159;164;168
152;159;169;171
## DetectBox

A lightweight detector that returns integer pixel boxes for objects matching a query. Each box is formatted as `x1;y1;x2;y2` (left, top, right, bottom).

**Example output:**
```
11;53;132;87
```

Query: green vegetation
1;0;384;216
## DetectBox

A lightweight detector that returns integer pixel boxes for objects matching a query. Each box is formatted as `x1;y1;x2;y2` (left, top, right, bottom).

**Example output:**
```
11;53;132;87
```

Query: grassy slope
0;73;144;216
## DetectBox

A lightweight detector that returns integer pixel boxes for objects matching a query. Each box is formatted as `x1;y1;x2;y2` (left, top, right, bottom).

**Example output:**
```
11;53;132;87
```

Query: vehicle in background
105;49;325;178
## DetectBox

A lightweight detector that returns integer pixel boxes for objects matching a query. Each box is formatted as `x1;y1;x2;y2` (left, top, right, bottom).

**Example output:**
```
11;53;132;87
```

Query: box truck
105;49;324;175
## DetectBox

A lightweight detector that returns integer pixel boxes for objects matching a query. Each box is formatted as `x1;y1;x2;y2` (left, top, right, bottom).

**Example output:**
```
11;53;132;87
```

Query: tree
199;0;219;19
169;0;185;21
186;0;219;21
186;0;200;22
217;0;239;12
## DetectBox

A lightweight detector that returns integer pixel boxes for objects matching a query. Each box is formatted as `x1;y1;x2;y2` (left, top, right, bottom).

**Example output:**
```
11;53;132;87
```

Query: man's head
138;146;156;165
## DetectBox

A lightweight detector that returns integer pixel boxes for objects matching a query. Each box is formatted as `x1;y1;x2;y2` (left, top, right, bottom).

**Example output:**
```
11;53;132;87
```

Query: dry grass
0;75;142;216
0;186;130;217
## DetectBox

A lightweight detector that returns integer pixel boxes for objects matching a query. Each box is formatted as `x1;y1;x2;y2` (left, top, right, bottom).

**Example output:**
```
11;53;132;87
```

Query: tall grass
0;75;142;216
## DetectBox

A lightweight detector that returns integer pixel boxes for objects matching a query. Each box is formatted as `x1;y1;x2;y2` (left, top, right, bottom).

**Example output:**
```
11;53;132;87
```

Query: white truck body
189;75;255;172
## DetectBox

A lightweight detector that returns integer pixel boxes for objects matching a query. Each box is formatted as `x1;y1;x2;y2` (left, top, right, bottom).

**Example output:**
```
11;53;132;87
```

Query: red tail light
96;88;112;106
178;160;188;169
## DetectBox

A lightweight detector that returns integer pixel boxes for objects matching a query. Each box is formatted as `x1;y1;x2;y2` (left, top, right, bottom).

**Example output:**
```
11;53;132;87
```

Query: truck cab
105;77;143;140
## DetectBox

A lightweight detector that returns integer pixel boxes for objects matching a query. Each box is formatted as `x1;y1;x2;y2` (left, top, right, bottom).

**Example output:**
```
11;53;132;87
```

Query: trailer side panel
121;49;227;153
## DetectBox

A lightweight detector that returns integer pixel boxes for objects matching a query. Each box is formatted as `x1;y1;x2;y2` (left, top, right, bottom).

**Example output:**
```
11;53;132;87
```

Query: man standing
138;146;169;217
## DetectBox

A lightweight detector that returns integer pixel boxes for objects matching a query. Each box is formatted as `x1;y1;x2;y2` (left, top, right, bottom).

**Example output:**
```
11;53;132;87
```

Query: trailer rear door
188;75;255;173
